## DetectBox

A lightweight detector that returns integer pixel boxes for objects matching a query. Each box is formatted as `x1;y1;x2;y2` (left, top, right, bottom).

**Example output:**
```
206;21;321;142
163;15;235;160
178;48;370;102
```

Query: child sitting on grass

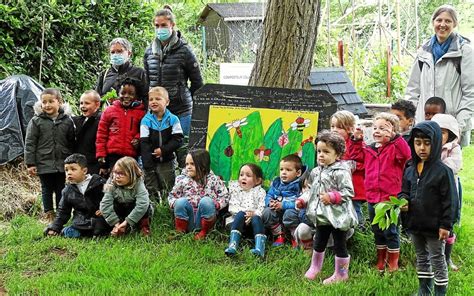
168;149;229;240
24;88;75;222
399;121;457;296
224;163;266;257
100;156;152;236
45;154;110;237
304;130;357;284
263;154;305;247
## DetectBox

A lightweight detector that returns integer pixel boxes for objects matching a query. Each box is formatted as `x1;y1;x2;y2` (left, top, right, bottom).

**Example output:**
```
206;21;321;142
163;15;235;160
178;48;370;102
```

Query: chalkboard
189;84;337;149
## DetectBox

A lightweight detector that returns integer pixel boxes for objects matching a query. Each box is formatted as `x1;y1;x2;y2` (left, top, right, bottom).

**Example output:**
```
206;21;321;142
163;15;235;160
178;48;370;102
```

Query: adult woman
95;38;148;105
143;7;203;140
405;5;474;147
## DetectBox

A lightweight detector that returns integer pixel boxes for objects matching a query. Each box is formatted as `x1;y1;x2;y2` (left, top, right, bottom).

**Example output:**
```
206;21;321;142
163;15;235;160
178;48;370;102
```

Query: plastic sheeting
0;75;44;164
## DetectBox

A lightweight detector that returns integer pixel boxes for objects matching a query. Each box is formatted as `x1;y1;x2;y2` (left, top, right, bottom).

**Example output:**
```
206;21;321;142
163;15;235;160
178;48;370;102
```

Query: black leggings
313;225;348;257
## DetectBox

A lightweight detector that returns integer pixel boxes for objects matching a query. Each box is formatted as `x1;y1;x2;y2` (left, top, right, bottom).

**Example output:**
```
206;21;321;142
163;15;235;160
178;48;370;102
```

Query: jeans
368;203;400;249
174;197;216;231
353;200;365;225
38;172;66;212
314;224;349;257
231;211;264;236
178;114;191;137
411;233;448;287
262;208;300;231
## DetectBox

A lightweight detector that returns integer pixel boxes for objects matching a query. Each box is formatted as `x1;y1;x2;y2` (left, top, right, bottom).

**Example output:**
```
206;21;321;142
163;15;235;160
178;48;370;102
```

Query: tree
248;0;322;89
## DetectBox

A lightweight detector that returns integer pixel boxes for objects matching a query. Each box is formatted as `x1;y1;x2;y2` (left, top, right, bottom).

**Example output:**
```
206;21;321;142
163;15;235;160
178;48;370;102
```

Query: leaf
390;208;398;226
301;141;316;171
209;123;232;181
261;118;283;182
281;127;303;159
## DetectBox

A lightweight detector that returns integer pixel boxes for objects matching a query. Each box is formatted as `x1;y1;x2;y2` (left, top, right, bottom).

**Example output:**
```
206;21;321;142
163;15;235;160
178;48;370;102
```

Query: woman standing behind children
25;88;75;222
224;164;266;257
330;110;366;227
168;149;229;240
140;86;183;202
348;112;411;272
305;130;357;284
96;79;146;176
100;157;151;236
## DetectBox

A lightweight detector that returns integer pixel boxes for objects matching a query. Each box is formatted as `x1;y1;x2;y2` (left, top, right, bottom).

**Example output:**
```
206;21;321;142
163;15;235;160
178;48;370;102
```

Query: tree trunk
248;0;322;89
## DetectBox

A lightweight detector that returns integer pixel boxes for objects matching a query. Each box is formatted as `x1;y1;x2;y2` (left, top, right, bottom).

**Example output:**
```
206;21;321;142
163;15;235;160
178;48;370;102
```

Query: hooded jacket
73;110;101;170
306;161;357;231
431;113;462;175
47;174;106;233
96;100;145;159
265;166;306;210
143;31;203;116
24;108;75;174
405;32;474;134
398;121;458;236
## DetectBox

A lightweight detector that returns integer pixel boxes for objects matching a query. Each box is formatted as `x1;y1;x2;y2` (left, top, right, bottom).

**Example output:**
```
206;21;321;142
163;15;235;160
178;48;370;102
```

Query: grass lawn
1;147;473;295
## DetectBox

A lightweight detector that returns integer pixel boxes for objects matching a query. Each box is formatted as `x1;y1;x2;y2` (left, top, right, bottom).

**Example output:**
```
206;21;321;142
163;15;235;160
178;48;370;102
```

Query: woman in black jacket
144;6;203;166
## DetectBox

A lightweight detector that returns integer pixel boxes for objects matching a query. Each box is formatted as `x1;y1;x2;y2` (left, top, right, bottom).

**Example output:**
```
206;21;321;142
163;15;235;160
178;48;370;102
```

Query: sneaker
272;235;285;247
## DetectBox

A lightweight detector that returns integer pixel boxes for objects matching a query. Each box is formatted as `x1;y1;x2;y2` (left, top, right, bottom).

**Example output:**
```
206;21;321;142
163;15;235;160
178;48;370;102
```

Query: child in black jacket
399;121;458;296
45;154;111;237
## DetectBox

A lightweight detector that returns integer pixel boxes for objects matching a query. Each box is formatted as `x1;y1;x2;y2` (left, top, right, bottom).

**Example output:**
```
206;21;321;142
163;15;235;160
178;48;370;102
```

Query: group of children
24;84;461;294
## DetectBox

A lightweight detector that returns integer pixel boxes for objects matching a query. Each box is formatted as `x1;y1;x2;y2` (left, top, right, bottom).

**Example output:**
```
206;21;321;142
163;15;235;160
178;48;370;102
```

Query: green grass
1;148;474;295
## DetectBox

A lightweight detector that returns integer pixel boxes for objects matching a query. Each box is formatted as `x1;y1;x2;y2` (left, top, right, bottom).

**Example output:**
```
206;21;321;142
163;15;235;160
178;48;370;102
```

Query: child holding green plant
348;112;411;272
399;121;457;296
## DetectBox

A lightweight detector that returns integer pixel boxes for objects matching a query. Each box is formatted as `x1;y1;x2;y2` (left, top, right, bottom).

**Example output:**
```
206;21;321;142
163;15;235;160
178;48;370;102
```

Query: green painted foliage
261;118;283;181
208;123;231;181
301;141;316;171
281;128;303;159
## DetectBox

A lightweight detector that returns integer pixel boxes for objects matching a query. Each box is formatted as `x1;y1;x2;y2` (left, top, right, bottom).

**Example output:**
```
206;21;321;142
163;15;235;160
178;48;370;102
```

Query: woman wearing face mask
405;4;474;147
144;6;203;167
95;38;148;106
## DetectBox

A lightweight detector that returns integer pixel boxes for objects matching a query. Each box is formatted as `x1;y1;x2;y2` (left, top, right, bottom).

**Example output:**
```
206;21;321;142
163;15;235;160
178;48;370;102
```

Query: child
96;79;146;176
330;110;366;227
391;99;416;142
304;130;357;284
431;113;462;271
140;86;183;202
399;121;457;296
100;156;152;236
263;154;305;247
168;149;229;240
45;154;110;237
294;172;316;250
348;112;411;272
73;90;102;175
24;88;75;222
224;163;266;257
424;96;446;120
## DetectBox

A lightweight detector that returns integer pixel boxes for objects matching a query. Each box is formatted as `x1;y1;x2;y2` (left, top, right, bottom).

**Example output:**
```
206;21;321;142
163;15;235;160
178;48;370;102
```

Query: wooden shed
198;2;265;62
309;67;368;117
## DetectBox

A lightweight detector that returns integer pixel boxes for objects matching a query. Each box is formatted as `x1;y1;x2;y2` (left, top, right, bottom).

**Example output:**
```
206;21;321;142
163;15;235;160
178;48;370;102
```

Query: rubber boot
250;234;267;257
194;216;216;240
434;285;447;296
272;234;285;247
225;230;241;256
376;245;387;272
304;251;325;280
387;248;400;272
445;235;459;271
417;274;434;296
323;256;350;285
175;217;188;233
139;217;151;236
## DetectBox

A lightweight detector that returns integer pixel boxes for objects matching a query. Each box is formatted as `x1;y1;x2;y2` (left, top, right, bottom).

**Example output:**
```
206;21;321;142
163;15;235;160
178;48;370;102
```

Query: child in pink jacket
348;112;411;272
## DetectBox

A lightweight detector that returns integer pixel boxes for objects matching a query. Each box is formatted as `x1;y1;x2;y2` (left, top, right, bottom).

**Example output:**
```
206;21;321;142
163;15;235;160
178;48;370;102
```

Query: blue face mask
156;28;172;42
110;53;127;66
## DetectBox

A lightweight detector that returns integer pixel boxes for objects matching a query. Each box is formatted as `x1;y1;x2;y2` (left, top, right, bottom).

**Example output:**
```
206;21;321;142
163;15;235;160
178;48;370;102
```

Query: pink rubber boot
304;251;325;280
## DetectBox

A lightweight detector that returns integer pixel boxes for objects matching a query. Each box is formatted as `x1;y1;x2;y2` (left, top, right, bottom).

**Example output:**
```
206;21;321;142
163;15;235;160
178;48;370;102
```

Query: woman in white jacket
404;5;474;147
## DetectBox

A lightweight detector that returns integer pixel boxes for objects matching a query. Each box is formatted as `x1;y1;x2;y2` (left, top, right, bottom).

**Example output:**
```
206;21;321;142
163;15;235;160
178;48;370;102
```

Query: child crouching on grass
399;121;457;296
168;149;229;240
45;154;111;238
304;131;357;284
100;156;152;236
224;163;267;257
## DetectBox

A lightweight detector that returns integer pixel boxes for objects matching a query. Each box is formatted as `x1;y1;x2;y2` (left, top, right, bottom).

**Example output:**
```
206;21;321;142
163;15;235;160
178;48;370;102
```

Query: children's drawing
207;106;319;186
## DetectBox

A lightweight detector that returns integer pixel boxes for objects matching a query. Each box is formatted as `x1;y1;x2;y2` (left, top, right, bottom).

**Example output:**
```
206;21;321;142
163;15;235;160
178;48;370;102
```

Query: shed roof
309;67;367;116
198;2;265;23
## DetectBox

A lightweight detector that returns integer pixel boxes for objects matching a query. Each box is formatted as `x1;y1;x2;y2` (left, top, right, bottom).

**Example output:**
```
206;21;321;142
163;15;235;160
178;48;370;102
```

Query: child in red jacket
348;112;411;272
96;79;146;176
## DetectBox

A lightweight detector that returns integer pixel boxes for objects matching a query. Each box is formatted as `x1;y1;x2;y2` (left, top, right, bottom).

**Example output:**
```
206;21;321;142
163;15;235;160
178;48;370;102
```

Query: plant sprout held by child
305;130;358;284
224;163;267;257
168;149;229;240
100;157;152;236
